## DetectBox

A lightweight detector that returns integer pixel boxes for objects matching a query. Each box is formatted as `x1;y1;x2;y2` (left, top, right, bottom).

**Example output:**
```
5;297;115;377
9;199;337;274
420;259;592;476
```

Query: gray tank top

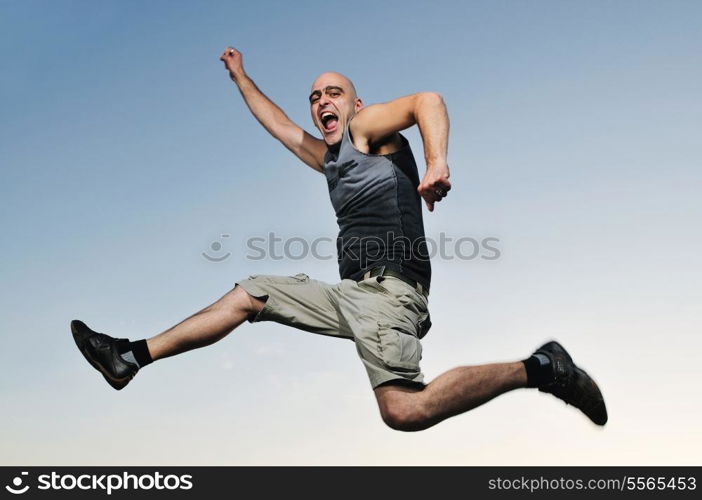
323;119;431;292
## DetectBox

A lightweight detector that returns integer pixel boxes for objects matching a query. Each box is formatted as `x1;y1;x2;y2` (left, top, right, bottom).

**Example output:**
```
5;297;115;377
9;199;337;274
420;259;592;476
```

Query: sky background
1;0;700;465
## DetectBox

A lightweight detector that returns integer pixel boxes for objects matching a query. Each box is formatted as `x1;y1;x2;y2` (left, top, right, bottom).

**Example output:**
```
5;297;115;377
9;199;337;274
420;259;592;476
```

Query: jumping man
71;47;607;431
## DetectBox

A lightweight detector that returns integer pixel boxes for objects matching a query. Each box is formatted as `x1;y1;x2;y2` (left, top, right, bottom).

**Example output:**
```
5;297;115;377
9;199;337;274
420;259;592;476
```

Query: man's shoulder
349;118;405;156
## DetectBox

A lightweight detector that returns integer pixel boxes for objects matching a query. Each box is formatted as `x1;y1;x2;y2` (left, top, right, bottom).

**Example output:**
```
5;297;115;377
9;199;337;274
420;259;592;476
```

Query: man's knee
234;285;267;313
380;403;429;432
214;284;266;317
376;385;430;432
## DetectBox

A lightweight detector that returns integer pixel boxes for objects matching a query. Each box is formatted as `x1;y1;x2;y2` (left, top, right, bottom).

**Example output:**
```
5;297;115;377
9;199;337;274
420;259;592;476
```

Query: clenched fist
417;163;451;212
220;47;245;81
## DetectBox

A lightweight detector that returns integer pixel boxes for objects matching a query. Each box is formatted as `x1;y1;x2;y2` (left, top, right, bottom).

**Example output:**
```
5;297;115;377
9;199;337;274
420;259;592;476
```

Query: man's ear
354;97;364;112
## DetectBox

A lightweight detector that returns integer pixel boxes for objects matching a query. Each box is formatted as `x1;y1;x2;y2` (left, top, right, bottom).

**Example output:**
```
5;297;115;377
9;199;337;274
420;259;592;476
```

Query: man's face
309;72;362;146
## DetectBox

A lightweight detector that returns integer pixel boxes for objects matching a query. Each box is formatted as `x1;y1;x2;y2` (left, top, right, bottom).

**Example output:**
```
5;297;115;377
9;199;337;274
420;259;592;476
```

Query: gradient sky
1;0;700;465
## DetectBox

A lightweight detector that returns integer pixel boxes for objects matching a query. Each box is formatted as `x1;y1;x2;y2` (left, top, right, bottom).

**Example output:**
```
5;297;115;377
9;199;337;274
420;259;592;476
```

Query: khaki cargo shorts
234;272;432;389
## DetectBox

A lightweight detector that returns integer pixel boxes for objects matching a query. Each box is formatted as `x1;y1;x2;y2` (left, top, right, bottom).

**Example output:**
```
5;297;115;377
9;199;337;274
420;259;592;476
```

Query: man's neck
326;141;341;155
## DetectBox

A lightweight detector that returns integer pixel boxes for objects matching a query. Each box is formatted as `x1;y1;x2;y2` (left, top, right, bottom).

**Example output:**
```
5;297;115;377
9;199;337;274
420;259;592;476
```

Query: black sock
522;353;552;388
116;339;153;368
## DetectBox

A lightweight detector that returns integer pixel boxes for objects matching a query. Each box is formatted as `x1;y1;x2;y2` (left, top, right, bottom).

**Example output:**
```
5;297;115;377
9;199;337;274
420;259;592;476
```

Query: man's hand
354;92;450;211
218;46;326;172
417;162;451;212
220;47;245;81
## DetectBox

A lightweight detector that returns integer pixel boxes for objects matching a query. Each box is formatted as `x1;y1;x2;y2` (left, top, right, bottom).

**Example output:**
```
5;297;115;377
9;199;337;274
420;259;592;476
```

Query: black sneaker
71;320;138;390
534;341;608;426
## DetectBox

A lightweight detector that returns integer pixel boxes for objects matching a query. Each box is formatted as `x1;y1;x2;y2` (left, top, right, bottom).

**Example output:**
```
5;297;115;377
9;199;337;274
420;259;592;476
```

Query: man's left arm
350;92;451;212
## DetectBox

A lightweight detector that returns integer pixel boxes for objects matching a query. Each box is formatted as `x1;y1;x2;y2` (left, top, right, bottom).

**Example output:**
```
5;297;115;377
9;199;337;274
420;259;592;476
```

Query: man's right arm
220;47;326;173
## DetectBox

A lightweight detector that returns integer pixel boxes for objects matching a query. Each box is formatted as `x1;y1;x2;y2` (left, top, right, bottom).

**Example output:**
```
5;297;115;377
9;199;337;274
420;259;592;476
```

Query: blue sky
1;0;701;464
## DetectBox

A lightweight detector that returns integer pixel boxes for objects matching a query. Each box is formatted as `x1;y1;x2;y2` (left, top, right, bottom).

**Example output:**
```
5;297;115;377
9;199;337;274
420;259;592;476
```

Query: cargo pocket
376;322;422;373
417;312;432;339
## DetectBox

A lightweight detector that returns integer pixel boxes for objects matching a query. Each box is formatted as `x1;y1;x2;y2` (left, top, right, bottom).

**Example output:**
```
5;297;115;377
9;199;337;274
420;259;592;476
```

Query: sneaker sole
71;320;132;390
536;340;608;426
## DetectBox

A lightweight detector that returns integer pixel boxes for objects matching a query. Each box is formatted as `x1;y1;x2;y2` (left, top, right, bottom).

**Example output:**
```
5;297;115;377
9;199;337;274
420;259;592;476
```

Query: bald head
309;71;363;146
311;71;357;99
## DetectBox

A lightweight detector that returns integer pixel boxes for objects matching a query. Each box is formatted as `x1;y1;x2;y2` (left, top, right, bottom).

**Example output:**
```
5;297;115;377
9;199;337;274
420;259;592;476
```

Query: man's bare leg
146;285;265;361
374;362;527;432
375;339;608;430
71;285;266;390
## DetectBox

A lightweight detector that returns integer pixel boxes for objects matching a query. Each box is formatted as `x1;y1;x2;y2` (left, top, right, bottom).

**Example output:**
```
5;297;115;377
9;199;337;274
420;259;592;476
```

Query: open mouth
320;111;339;133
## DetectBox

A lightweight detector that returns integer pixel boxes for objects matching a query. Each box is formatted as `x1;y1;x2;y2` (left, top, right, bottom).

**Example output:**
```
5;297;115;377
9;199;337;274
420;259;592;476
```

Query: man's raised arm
219;47;326;173
350;92;451;212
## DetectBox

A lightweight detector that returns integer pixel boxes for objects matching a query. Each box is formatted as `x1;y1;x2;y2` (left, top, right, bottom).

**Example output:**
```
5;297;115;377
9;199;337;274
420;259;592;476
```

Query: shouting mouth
320;111;339;134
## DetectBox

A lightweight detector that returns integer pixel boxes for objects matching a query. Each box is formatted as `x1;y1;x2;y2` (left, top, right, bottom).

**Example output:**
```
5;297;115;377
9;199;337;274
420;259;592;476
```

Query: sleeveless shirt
323;119;432;292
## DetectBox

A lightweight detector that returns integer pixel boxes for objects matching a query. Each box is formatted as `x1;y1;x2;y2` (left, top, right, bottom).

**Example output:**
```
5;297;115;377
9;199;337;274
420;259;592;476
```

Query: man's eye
310;96;319;103
329;92;340;97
